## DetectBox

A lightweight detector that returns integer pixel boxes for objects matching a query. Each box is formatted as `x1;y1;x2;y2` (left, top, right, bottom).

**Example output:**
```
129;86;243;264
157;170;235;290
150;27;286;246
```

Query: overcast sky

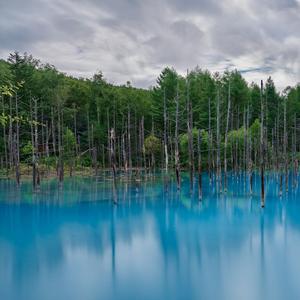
1;0;299;90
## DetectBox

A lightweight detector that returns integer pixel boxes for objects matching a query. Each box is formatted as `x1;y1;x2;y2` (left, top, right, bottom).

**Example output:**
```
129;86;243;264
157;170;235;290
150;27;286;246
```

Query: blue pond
1;173;300;300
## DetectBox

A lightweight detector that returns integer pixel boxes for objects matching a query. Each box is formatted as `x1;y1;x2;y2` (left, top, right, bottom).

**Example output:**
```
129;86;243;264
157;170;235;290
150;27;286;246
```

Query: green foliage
21;141;33;163
0;51;298;171
228;127;245;148
179;129;209;166
144;134;161;156
78;155;92;167
249;118;260;141
63;128;76;158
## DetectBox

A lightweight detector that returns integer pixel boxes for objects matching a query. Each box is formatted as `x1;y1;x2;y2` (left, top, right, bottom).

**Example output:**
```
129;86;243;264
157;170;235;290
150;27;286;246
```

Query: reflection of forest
0;173;300;299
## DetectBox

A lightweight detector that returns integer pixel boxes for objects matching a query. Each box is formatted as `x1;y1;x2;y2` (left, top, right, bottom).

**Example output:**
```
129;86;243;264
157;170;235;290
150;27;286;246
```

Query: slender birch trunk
51;107;56;155
260;80;265;207
57;101;64;183
208;97;212;183
216;87;221;190
175;81;181;190
15;93;20;185
127;106;132;173
293;114;298;188
1;95;8;173
284;97;288;192
163;88;169;173
224;82;231;192
187;75;194;192
197;129;202;200
110;128;117;204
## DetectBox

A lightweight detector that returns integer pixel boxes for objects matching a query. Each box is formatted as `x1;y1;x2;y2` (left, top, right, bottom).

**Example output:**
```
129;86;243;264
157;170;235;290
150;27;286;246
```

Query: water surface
1;173;300;300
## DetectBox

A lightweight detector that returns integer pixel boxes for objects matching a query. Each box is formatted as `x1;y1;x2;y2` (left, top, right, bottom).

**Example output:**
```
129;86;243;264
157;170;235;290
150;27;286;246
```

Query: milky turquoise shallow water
1;173;300;300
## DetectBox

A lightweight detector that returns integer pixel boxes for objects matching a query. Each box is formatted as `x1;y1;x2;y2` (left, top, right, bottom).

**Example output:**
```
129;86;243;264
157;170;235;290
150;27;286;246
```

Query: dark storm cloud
0;0;299;89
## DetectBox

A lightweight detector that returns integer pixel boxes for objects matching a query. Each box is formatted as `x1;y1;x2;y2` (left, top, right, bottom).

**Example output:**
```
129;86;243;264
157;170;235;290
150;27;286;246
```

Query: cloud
0;0;299;90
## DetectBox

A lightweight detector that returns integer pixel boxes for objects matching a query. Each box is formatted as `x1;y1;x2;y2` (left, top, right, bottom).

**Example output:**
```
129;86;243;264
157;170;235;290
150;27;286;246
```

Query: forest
1;52;300;205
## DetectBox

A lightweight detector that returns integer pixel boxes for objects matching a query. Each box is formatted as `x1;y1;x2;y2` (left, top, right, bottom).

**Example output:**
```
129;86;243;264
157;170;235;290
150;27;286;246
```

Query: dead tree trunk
15;93;20;185
51;107;56;155
30;96;40;188
41;109;45;159
260;80;265;207
249;127;253;194
8;96;13;169
276;105;280;175
247;106;253;194
187;75;194;192
127;106;132;173
73;103;78;156
284;97;288;192
1;96;8;174
175;81;181;190
110;128;118;204
293;114;298;188
197;129;202;200
87;108;91;158
45;121;49;158
224;82;231;192
107;108;111;169
208;97;212;183
243;107;247;174
216;87;221;190
34;97;40;186
163;88;169;173
57;101;64;183
141;116;146;172
122;132;128;173
30;96;35;188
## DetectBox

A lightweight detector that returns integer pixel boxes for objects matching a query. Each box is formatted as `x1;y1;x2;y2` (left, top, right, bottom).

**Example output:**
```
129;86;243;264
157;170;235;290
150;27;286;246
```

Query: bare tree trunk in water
216;87;221;190
141;116;146;173
197;129;202;200
151;117;156;174
51;107;56;154
293;114;298;188
57;102;64;183
30;96;40;188
107;108;111;169
45;121;49;158
122;132;128;173
110;128;117;204
208;98;212;183
91;123;97;175
1;95;8;174
163;88;169;173
187;75;194;192
15;93;20;185
243;107;247;175
87;109;91;157
224;82;231;192
30;96;36;188
247;106;253;194
249;129;253;194
8;96;13;169
284;97;288;192
73;103;78;156
34;97;40;186
175;81;181;190
127;106;132;174
260;80;265;207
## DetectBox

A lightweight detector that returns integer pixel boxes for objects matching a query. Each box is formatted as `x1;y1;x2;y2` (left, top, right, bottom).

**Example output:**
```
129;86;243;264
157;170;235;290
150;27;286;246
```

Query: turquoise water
1;173;300;300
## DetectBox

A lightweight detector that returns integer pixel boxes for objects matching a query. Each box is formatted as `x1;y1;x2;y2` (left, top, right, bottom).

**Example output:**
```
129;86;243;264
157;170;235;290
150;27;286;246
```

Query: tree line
1;52;300;205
